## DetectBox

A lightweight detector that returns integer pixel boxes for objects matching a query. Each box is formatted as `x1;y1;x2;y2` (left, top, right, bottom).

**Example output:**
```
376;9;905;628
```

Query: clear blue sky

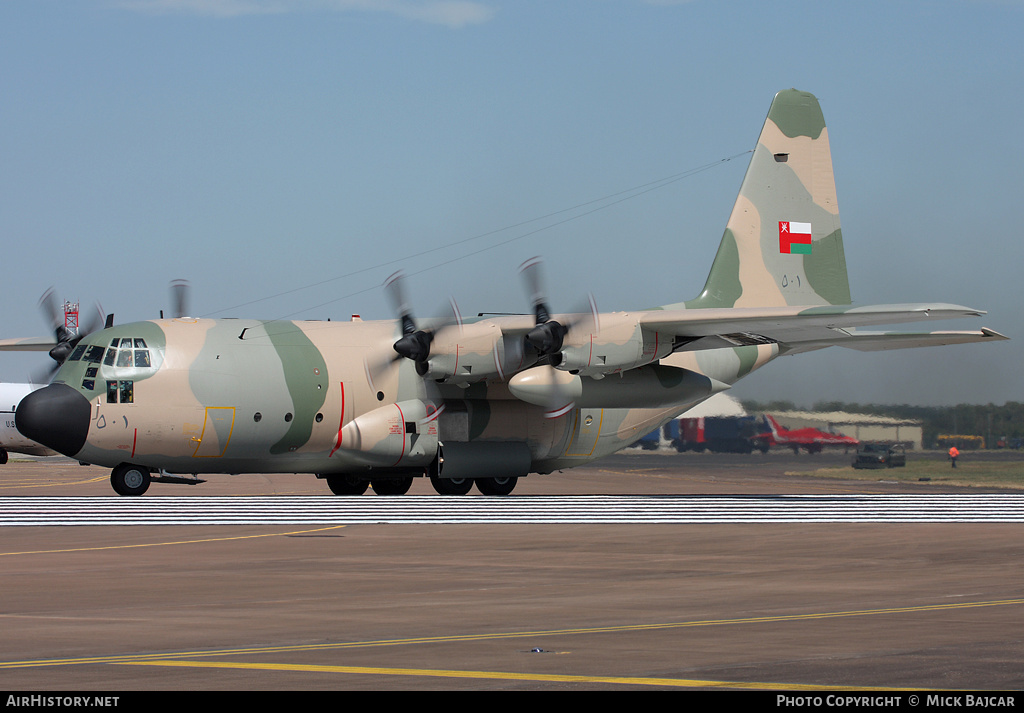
2;0;1021;406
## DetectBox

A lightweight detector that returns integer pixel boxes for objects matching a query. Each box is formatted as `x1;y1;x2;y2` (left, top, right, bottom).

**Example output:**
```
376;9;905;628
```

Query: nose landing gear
110;463;151;496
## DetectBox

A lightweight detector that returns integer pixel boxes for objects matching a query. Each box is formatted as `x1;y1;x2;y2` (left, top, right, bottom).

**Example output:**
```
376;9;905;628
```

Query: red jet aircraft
753;414;859;454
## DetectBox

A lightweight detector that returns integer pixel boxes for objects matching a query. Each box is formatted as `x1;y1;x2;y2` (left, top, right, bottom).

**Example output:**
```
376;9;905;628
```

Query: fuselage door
193;407;235;458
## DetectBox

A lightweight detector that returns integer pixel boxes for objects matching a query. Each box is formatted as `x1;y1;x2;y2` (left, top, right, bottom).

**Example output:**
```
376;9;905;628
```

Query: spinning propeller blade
33;288;105;384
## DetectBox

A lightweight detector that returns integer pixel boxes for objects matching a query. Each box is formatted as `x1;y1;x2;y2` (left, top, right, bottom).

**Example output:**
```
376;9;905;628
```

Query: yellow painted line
118;659;916;690
0;525;346;556
2;598;1021;670
596;468;667;475
0;475;108;490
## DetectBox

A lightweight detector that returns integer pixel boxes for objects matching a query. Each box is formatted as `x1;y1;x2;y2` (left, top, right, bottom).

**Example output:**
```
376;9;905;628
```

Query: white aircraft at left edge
0;382;57;463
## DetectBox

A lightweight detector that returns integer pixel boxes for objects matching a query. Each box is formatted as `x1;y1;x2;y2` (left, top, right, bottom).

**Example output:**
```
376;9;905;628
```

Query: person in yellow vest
949;446;960;468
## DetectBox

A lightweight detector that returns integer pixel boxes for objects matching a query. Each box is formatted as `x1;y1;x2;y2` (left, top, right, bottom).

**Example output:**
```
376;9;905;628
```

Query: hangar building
769;411;924;451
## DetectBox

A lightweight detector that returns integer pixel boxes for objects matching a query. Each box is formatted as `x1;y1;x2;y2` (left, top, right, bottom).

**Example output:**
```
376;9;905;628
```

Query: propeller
516;257;599;417
374;271;463;381
33;288;105;384
518;256;599;365
520;256;566;357
170;279;190;319
386;271;433;373
160;279;191;319
385;270;435;376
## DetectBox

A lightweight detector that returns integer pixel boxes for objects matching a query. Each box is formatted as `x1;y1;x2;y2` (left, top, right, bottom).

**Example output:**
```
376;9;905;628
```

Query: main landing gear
325;475;416;495
371;477;414;495
429;476;474;495
322;475;519;496
325;475;369;495
474;476;517;496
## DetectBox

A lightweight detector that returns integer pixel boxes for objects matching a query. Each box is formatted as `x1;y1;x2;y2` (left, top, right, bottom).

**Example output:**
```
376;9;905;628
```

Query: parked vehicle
669;416;765;454
852;443;906;469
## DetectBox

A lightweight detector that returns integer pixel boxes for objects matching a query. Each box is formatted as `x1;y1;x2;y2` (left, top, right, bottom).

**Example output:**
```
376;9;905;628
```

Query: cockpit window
82;337;153;371
83;345;105;363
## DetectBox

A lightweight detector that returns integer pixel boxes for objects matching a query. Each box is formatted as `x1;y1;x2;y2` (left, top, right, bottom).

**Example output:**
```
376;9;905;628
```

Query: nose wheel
111;463;151;496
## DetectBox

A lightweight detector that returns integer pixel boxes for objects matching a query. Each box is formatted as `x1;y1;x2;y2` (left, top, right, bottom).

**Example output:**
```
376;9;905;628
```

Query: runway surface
2;451;1023;692
6;494;1024;525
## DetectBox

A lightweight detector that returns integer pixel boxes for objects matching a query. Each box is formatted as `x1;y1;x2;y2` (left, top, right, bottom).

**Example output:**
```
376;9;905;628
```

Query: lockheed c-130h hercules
4;89;1007;496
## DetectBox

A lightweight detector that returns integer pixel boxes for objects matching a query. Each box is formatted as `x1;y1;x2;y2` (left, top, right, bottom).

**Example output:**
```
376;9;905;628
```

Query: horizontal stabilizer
642;302;986;335
799;327;1009;353
638;303;1008;356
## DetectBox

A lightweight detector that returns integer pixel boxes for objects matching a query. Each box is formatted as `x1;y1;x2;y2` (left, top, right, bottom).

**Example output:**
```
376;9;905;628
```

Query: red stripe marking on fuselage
393;402;406;466
329;382;345;458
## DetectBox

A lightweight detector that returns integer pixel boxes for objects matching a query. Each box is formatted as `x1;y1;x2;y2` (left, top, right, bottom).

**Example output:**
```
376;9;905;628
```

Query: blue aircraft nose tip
16;383;92;457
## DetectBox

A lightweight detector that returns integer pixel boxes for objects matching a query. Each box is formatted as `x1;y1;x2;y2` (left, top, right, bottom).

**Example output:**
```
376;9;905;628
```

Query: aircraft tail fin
681;89;851;309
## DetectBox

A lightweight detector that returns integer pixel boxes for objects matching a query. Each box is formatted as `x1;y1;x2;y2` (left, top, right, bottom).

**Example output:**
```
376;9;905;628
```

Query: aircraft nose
16;383;92;457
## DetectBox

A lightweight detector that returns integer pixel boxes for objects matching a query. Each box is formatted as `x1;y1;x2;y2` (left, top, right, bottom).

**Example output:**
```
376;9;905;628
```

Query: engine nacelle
336;399;440;468
558;320;673;377
423;324;536;385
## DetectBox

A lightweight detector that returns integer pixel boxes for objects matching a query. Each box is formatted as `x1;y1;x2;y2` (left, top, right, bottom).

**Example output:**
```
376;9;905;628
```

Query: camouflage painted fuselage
46;315;772;476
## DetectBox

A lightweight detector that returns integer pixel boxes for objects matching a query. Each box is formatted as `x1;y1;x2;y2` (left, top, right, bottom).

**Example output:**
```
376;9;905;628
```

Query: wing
0;336;57;352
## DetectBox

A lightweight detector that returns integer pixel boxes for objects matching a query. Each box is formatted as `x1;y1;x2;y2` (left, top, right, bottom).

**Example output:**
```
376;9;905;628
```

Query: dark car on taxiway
852;443;907;469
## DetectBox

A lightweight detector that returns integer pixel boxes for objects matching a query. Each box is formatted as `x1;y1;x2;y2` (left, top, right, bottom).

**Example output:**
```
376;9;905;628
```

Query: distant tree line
739;400;1024;449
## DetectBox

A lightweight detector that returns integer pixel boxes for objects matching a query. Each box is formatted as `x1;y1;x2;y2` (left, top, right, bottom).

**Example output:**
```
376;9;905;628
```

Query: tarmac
1;450;1022;692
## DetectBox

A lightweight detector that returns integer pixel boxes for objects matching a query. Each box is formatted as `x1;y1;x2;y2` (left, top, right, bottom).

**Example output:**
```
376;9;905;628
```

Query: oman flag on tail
779;221;812;254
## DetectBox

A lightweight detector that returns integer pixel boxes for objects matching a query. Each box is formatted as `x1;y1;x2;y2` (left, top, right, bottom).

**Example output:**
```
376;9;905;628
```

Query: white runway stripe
3;494;1024;525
